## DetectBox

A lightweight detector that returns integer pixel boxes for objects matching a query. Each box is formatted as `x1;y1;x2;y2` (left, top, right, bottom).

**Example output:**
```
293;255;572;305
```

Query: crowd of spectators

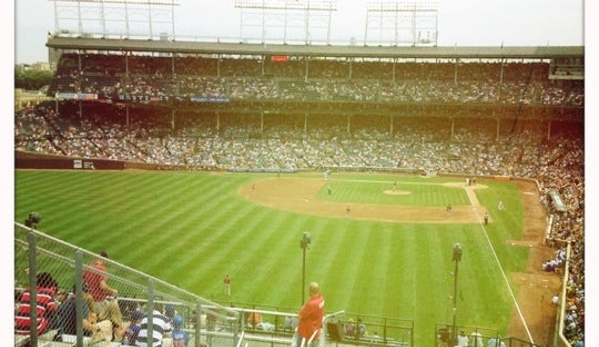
19;51;585;346
48;53;584;107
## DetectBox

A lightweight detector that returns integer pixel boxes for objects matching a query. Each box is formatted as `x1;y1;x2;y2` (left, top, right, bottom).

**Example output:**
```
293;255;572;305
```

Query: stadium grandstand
14;1;584;347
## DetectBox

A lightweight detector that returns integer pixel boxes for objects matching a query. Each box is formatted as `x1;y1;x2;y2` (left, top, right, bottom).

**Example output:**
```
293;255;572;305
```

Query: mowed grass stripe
233;213;325;306
413;225;463;343
369;222;404;318
87;174;214;249
179;205;262;275
343;221;394;315
327;221;372;312
143;190;258;285
459;229;512;329
389;225;419;318
307;217;358;310
126;175;243;270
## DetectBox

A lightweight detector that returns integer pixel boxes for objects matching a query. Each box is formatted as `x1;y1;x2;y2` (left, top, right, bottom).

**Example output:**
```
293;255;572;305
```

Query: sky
13;0;585;64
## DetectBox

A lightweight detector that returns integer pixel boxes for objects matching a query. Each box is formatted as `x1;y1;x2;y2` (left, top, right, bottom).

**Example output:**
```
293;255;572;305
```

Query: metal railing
14;222;241;347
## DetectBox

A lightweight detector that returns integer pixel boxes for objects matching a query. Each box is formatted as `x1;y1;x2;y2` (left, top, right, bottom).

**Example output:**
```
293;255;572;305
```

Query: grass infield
14;170;529;346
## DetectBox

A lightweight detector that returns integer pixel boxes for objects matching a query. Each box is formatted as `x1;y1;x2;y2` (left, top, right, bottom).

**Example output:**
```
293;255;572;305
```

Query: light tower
235;0;337;45
451;243;463;346
49;0;179;40
365;1;438;46
300;231;311;304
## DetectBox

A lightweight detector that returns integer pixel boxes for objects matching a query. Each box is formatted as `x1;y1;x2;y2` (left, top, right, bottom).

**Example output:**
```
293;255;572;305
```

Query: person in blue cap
171;315;189;347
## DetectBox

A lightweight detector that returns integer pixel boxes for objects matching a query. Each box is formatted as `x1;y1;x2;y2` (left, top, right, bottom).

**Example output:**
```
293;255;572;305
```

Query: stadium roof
46;36;583;60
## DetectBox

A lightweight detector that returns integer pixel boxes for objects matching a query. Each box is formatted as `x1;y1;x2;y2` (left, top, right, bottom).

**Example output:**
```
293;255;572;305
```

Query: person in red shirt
14;272;59;335
83;251;118;314
296;282;325;347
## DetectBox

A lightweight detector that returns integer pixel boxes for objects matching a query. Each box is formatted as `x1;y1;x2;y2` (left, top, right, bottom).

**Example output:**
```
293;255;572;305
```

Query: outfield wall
15;150;191;171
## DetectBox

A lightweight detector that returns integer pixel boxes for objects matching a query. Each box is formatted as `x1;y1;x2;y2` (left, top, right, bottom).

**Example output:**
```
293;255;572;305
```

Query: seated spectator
356;318;366;338
344;318;356;338
52;283;98;338
91;298;124;344
256;320;275;331
284;315;298;332
135;302;172;347
171;315;189;347
487;337;506;347
15;272;59;335
247;310;263;328
122;310;144;345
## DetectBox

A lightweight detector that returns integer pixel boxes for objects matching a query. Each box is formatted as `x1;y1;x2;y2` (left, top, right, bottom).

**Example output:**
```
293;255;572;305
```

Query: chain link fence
14;222;241;347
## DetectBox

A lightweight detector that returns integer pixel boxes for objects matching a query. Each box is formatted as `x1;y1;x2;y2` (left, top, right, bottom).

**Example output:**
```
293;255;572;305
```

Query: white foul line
471;200;535;344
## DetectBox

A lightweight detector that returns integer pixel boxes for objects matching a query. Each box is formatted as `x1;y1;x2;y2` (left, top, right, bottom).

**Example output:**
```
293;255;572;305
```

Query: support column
216;112;221;132
496;118;500;140
346;114;351;134
304;113;308;133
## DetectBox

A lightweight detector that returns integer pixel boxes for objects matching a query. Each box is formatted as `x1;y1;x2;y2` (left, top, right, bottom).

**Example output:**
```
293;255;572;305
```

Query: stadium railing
14;222;241;347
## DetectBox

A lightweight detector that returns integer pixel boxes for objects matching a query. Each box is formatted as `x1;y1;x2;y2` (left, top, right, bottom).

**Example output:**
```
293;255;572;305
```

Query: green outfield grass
14;170;530;347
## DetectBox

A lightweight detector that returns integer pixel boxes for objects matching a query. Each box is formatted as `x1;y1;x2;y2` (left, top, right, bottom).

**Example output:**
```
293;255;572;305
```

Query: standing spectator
171;316;189;347
135;303;172;347
296;282;325;347
223;274;231;296
83;251;118;314
15;272;59;335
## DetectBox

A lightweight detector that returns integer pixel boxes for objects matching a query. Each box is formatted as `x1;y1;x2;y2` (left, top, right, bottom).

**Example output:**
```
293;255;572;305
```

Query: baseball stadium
13;1;584;347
